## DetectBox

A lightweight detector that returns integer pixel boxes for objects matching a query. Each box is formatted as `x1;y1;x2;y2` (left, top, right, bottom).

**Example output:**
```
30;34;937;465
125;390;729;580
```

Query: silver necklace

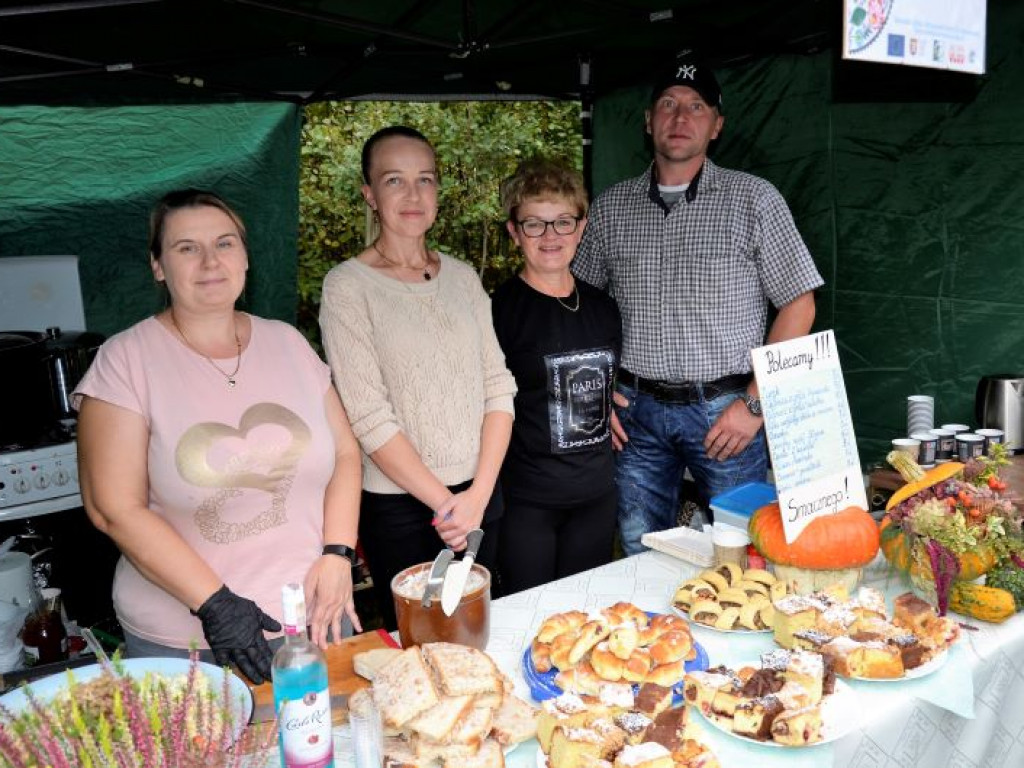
556;283;580;313
169;311;243;387
372;241;434;281
522;274;580;312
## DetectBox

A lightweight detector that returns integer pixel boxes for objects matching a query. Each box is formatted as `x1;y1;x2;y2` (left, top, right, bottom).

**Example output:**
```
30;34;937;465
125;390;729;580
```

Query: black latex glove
194;585;282;685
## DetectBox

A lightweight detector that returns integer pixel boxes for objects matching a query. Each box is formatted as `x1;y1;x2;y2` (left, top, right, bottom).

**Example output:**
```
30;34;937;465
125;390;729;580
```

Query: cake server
441;528;484;617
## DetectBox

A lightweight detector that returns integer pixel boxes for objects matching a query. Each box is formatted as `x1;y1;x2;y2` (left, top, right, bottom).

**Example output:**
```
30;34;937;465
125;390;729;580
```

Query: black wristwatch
322;544;357;565
743;393;763;417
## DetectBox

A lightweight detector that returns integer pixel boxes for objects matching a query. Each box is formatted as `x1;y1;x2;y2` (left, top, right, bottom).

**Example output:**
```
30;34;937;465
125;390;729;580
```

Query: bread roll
645;659;686;687
536;610;588;643
607;623;640;660
699;570;730;593
622;647;652;683
549;630;577;670
714;607;740;630
648;629;692;665
531;638;553;673
569;619;612;665
590;641;625;682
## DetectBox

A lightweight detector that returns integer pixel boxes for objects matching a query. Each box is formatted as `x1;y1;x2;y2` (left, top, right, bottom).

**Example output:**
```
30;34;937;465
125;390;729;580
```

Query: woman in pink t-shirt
75;189;362;684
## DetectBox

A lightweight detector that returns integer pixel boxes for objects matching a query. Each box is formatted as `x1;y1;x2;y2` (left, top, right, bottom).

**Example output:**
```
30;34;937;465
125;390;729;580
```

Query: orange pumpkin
748;503;880;569
878;515;997;580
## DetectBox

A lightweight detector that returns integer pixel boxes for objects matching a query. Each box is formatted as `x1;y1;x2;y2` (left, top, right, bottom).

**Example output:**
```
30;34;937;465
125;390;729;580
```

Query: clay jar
391;562;491;650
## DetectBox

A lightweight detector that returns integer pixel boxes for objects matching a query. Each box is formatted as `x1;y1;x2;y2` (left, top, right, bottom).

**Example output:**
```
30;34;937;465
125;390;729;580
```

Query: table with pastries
474;548;1024;768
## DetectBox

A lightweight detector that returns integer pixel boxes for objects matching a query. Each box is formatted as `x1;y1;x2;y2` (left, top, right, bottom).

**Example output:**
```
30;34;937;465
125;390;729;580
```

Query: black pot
42;327;105;422
0;331;53;447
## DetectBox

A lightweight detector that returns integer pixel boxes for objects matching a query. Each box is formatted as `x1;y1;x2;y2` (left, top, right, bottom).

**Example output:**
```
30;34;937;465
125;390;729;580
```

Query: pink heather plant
0;653;274;768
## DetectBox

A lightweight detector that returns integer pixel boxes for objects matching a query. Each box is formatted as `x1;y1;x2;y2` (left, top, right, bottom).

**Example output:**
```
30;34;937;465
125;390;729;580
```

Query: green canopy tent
1;0;1022;459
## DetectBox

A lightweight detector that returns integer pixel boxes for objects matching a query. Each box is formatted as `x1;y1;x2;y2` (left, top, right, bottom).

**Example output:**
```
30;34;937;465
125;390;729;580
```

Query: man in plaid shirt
573;54;823;555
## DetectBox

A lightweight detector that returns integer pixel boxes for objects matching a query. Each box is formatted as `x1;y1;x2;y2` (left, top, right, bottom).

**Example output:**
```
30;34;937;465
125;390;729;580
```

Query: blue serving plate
521;615;710;703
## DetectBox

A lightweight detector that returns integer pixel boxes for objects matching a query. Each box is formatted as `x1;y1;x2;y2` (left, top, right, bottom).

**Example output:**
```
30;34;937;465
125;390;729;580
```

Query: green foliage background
298;100;582;346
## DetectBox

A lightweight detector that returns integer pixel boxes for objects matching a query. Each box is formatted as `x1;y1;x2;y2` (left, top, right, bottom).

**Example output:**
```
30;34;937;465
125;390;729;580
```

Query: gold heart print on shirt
176;403;311;544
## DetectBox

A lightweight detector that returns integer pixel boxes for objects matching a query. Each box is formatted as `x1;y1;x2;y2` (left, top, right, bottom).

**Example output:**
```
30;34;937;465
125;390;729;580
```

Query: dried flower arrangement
881;443;1024;614
0;652;274;768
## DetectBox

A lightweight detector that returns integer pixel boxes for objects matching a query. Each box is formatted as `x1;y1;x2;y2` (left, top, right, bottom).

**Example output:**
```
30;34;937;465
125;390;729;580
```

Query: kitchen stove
0;426;81;521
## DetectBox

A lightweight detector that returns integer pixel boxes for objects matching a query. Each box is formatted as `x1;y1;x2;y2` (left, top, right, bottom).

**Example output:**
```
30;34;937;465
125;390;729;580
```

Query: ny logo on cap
675;64;697;80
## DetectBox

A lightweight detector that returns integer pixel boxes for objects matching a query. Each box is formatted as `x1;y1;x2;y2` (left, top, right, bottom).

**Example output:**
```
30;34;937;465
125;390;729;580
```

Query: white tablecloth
480;550;1024;768
313;550;1024;766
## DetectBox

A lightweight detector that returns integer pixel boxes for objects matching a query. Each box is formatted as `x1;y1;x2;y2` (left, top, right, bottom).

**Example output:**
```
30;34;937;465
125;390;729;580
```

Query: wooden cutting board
247;628;399;724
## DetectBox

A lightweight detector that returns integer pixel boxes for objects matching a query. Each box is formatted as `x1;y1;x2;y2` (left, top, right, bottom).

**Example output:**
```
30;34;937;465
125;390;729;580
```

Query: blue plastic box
709;481;777;531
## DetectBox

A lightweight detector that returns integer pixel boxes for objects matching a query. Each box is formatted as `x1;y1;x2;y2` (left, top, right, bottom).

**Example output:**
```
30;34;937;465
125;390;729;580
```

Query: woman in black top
492;159;622;594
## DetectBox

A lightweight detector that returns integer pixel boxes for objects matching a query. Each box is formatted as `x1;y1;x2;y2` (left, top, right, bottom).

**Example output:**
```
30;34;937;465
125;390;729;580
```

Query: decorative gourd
948;581;1016;623
749;503;880;594
749;503;880;568
879;516;998;581
884;452;964;511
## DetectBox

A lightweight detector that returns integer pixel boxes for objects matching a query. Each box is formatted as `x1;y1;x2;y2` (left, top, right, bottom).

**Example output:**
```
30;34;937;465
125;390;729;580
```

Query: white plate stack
907;394;935;436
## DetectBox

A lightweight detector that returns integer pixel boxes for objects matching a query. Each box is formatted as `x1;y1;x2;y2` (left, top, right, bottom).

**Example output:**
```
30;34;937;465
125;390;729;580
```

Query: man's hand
611;391;630;451
704;399;762;461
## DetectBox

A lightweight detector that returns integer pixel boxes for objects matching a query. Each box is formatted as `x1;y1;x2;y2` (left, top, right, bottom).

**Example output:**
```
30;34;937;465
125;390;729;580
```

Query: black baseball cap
650;54;723;113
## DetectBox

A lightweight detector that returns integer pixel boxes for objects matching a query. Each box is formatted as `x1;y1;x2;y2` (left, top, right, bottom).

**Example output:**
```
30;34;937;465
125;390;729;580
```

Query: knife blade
421;547;455;608
441;528;484;616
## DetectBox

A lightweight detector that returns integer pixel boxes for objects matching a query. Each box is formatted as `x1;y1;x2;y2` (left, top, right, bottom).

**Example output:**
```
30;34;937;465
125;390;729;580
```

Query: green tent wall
591;7;1024;464
0;102;302;335
1;2;1021;468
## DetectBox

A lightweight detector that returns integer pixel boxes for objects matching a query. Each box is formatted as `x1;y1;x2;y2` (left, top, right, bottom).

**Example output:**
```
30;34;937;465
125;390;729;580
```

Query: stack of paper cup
907;395;935;436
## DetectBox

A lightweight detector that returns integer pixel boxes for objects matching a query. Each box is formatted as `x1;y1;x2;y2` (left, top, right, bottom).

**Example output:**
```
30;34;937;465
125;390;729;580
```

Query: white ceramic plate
846;648;948;682
0;657;253;738
671;605;772;634
694;679;858;748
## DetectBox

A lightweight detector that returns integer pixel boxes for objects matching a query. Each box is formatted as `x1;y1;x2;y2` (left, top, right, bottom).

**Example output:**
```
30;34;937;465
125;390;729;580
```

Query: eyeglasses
516;216;581;238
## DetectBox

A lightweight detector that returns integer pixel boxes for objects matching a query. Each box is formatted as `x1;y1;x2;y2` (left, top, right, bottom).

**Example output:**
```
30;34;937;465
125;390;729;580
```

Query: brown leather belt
616;368;752;405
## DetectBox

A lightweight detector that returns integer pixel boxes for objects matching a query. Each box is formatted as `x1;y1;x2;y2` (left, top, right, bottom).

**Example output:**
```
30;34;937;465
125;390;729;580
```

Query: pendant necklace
169;311;243;387
372;241;433;281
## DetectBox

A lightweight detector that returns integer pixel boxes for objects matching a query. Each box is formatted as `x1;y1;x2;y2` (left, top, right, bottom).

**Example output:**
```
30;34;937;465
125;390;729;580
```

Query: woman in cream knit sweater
319;126;516;629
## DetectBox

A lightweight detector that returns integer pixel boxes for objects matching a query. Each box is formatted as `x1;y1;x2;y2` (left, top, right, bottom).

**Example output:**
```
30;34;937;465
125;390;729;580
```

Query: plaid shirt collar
640;157;722;212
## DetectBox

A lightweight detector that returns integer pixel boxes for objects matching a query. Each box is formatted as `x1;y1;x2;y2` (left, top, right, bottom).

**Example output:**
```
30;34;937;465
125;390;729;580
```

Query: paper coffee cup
976;428;1005;455
930;428;956;462
956;433;985;461
942;423;970;435
910;432;938;467
712;523;750;569
891;438;921;463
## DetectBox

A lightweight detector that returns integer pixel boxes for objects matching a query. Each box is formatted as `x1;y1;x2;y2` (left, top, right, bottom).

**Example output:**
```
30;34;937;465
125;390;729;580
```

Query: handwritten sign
751;330;867;543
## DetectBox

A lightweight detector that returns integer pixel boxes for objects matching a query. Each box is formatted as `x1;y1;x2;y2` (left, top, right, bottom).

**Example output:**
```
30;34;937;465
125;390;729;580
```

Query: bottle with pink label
272;583;334;768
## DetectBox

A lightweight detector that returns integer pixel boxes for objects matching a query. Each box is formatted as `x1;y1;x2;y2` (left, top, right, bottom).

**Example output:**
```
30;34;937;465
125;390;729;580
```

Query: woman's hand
304;555;362;649
432;485;489;550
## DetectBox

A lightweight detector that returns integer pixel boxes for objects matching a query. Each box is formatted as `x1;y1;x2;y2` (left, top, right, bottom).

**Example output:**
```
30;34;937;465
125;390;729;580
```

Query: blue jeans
614;382;768;556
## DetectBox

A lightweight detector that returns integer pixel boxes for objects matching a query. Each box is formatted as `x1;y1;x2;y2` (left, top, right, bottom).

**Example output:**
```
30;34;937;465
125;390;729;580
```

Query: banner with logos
843;0;986;75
